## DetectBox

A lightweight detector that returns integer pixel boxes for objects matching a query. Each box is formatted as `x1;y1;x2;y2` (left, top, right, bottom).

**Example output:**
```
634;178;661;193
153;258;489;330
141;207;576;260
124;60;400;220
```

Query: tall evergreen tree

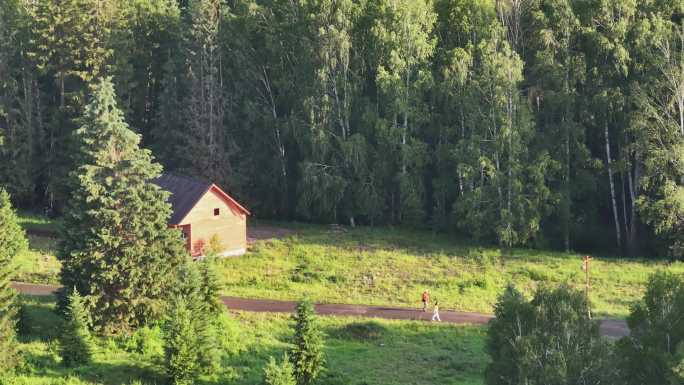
59;289;94;367
58;77;187;333
0;0;34;204
289;299;325;385
0;188;28;373
181;0;234;187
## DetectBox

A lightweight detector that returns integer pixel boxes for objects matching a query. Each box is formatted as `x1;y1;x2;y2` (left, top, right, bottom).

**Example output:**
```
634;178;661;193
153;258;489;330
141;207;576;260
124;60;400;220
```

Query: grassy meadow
10;295;486;385
14;213;684;318
218;225;684;318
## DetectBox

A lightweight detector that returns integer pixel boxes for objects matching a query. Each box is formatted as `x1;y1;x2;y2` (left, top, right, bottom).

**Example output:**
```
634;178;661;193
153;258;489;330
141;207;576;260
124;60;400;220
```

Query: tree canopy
1;0;683;256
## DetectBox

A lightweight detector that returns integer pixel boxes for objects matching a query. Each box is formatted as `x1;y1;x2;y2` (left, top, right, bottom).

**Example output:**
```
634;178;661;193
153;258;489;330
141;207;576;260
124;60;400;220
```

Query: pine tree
264;354;296;385
289;300;325;385
59;289;94;367
198;258;223;317
0;188;27;372
58;77;188;333
163;296;201;385
181;0;234;187
167;261;220;378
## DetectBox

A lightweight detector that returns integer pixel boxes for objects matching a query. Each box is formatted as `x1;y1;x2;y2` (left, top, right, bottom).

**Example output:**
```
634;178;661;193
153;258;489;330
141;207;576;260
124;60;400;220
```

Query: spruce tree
198;258;223;316
59;289;94;367
58;77;188;333
163;296;201;385
0;188;27;372
166;262;220;378
264;354;296;385
289;300;325;385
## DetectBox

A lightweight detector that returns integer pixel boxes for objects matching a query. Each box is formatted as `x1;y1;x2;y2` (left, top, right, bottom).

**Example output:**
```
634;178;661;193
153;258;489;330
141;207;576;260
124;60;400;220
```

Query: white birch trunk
605;122;622;249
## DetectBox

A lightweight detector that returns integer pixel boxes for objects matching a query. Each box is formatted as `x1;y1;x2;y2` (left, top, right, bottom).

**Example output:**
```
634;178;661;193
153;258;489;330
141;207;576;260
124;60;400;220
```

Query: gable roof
153;173;249;225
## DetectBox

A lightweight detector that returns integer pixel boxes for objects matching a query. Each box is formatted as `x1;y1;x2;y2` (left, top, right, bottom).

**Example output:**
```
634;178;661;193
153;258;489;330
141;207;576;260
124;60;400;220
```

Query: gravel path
11;282;629;337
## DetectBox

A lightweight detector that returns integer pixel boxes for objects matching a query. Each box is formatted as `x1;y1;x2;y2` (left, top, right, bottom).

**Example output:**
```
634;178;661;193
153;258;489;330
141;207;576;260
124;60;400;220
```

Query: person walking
421;289;430;312
431;300;441;322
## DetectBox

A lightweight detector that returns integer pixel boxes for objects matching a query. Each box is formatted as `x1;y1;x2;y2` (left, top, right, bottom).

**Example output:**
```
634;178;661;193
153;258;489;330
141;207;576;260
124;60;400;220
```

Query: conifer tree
289;300;325;385
167;262;220;378
163;296;201;385
264;354;296;385
58;77;188;333
181;0;233;187
59;289;94;367
198;257;223;316
0;188;27;372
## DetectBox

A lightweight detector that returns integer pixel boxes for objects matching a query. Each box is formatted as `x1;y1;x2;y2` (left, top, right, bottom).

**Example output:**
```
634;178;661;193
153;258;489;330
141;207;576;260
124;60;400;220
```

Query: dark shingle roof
153;173;212;225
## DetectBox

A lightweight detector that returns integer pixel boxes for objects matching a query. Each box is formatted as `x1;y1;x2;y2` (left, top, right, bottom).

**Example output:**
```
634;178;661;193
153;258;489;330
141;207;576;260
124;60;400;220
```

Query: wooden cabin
154;174;250;257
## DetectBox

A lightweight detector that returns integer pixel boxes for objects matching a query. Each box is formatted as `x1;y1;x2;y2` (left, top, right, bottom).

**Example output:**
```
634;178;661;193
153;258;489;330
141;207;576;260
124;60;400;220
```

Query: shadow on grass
18;294;62;342
28;234;58;253
20;350;165;385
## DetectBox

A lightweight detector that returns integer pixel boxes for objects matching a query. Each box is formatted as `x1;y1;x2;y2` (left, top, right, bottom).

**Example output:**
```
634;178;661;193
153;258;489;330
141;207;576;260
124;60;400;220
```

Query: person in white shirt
431;300;441;322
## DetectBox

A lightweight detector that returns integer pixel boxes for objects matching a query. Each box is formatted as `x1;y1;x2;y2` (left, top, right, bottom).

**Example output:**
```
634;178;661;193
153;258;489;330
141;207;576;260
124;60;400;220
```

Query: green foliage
0;188;27;372
289;300;325;385
10;297;488;385
125;325;165;359
198;258;224;316
163;297;202;385
617;271;684;384
485;284;615;385
164;261;222;382
58;77;188;333
264;354;296;385
59;289;94;367
3;0;684;257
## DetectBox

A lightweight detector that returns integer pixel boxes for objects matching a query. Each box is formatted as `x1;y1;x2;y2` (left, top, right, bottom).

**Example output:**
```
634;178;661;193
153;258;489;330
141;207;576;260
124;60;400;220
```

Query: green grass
13;215;682;318
17;211;60;233
11;295;487;385
14;235;60;284
218;224;684;318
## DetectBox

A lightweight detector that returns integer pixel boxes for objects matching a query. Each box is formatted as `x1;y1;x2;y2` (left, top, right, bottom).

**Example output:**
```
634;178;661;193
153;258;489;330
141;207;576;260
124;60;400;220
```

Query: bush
126;325;165;359
289;300;325;385
264;354;296;385
59;289;94;367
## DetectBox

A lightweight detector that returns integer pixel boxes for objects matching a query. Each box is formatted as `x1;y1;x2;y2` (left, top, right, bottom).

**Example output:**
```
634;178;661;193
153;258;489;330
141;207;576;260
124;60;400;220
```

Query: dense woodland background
0;0;682;256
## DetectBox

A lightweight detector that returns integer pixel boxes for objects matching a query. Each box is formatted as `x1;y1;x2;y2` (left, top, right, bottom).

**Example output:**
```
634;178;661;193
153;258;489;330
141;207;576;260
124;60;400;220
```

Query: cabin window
214;208;220;216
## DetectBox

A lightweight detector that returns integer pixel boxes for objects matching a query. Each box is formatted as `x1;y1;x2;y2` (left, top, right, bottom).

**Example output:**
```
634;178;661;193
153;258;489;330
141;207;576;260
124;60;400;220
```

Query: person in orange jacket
421;289;430;312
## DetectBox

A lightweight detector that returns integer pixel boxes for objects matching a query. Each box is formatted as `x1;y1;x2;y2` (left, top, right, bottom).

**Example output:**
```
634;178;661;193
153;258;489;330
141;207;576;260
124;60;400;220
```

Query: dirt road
11;282;629;337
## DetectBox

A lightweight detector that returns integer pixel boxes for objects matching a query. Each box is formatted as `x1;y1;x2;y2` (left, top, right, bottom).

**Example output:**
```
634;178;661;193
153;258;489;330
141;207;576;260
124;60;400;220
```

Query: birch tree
372;0;436;223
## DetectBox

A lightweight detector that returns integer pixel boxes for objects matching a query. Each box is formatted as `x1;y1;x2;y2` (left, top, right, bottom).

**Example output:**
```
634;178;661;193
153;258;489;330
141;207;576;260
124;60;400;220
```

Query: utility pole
582;255;592;319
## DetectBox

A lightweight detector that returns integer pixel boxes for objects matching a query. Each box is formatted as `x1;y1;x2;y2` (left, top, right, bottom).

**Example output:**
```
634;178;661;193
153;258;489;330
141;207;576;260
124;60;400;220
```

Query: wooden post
583;255;592;319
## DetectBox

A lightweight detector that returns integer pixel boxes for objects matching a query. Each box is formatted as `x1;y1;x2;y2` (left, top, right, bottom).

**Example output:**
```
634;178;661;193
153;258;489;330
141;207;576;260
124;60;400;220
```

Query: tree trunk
605;122;622;250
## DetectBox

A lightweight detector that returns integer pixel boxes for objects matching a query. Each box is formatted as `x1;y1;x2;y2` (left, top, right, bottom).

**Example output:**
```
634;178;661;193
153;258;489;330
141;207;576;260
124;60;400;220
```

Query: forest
0;0;683;257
